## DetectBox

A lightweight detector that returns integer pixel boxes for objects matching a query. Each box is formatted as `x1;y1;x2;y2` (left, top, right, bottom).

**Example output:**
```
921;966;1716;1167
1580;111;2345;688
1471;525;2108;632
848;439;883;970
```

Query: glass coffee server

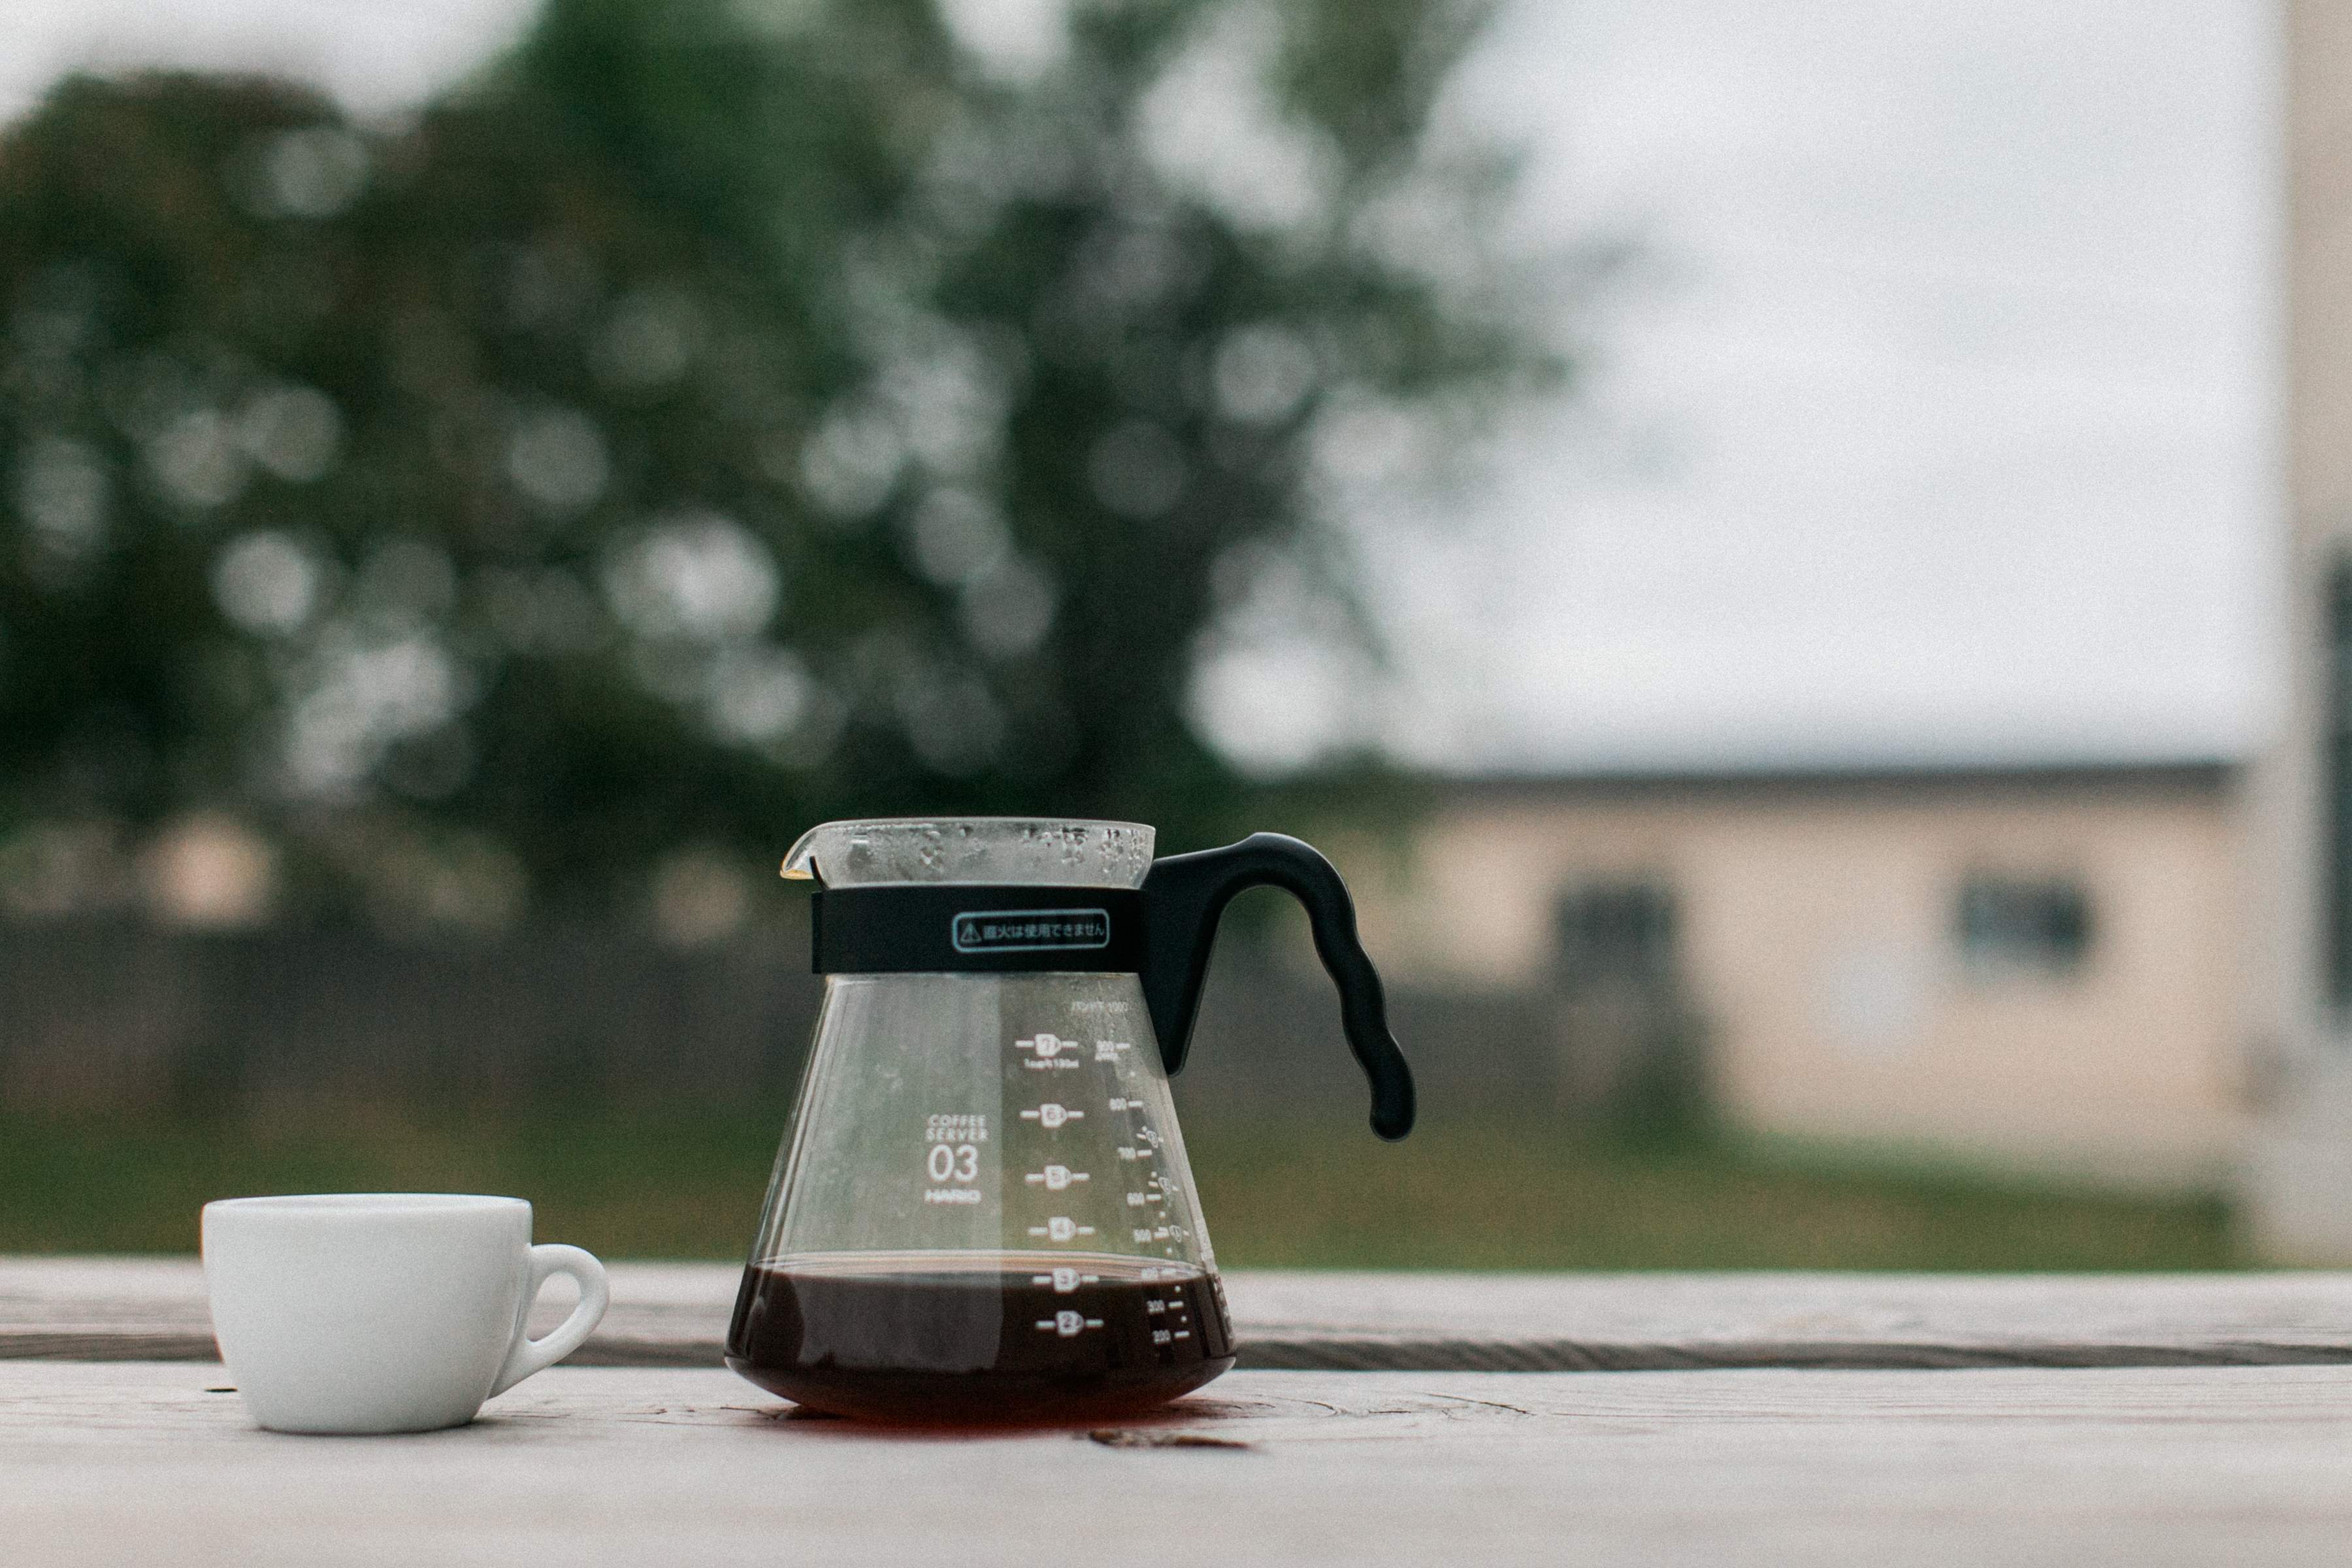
727;818;1414;1422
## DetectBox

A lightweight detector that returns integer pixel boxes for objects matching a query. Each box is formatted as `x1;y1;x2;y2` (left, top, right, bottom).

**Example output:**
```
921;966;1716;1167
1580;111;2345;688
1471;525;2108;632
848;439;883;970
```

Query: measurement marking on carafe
1015;1033;1083;1071
1019;1103;1084;1129
1028;1217;1096;1242
1024;1164;1090;1191
1034;1311;1106;1337
1030;1268;1100;1294
1092;1039;1130;1062
1117;1145;1152;1162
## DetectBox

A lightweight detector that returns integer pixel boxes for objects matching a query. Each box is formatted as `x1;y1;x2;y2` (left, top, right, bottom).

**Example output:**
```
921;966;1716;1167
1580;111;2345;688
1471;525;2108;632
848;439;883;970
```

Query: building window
1956;877;2092;979
1556;881;1677;996
2328;560;2352;1007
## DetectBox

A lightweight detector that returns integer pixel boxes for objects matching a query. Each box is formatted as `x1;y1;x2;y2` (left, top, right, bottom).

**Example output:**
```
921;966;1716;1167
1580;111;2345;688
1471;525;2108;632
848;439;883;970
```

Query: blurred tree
0;0;1561;932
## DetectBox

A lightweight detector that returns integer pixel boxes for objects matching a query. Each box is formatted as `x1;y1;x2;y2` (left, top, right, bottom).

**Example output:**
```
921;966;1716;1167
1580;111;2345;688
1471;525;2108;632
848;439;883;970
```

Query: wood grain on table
6;1256;2352;1368
8;1360;2352;1567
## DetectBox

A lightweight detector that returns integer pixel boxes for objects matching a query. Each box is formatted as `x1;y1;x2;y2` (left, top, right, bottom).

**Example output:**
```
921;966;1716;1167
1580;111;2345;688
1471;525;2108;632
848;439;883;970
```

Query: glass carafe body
727;821;1235;1422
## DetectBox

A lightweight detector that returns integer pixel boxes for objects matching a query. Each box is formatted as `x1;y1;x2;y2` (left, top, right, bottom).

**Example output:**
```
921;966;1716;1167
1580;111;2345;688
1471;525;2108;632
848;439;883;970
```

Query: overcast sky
0;0;2281;776
1350;0;2281;776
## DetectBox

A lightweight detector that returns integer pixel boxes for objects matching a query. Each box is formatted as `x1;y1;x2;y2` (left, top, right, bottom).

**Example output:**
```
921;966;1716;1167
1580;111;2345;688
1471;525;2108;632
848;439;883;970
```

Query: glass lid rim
781;817;1158;883
794;815;1155;830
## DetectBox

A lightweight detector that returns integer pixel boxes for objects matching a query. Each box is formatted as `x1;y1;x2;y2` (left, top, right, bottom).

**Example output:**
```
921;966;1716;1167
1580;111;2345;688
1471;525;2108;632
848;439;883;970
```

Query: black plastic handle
1139;833;1414;1141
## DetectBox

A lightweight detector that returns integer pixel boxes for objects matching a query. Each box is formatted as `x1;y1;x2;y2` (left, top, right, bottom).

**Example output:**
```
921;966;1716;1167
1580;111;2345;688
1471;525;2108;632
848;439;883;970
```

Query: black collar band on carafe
804;832;1414;1141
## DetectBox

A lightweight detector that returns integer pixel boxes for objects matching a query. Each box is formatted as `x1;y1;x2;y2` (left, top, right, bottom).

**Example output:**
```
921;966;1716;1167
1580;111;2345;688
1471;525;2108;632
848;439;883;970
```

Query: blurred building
0;759;2257;1200
2246;0;2352;1262
1349;762;2246;1190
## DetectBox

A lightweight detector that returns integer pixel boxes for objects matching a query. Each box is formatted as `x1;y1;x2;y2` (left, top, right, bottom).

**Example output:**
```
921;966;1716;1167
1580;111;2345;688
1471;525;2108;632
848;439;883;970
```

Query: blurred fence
0;922;1691;1123
0;921;820;1111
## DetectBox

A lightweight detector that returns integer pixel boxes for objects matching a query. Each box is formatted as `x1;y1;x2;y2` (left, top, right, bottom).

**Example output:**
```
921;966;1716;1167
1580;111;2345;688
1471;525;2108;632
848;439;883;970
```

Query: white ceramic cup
201;1193;610;1435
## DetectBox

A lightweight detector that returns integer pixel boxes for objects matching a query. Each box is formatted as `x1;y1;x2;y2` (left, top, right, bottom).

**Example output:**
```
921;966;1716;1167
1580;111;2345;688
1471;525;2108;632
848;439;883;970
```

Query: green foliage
1192;1117;2238;1272
0;0;1557;924
0;1105;2240;1271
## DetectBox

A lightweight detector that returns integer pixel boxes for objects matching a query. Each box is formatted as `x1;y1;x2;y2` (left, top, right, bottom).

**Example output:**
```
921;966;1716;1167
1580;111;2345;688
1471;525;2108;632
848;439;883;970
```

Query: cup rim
203;1193;529;1215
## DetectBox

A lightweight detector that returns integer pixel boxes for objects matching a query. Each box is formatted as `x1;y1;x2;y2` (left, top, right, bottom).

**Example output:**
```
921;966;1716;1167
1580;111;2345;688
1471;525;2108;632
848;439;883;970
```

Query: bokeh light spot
212;531;322;637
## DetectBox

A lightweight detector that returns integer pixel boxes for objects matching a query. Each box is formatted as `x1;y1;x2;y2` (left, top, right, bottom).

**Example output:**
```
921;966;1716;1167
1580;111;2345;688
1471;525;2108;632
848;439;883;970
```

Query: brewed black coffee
726;1254;1234;1424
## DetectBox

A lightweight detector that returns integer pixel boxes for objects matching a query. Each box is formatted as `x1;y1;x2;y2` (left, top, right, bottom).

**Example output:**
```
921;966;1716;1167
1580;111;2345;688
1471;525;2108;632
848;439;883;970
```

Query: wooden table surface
9;1258;2352;1565
13;1256;2352;1368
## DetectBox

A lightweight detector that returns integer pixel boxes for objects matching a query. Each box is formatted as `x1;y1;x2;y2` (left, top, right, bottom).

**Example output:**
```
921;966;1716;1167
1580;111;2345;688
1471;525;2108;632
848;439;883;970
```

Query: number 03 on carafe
726;818;1414;1424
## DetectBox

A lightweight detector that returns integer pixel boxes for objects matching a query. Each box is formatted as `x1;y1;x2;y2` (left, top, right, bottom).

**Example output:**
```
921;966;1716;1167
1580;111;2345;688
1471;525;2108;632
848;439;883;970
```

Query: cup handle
491;1244;610;1396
